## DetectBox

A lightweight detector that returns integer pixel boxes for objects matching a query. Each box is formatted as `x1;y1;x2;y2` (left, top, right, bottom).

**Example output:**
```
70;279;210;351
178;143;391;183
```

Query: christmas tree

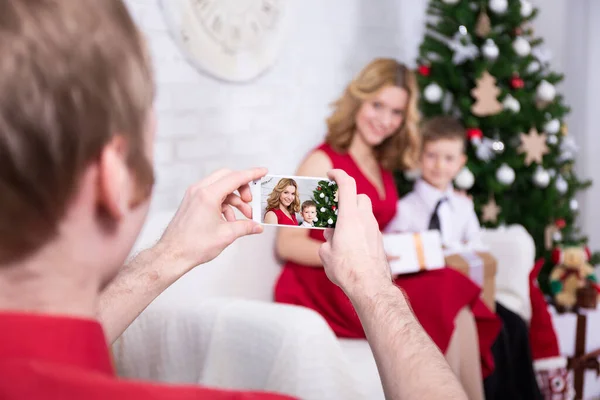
395;0;598;294
312;180;339;228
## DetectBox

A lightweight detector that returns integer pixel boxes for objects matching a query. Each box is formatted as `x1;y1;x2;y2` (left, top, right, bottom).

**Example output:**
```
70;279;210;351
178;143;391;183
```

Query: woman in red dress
274;59;499;399
264;178;299;226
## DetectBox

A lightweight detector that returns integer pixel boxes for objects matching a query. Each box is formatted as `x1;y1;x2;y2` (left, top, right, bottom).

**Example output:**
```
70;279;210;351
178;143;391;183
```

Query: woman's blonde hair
265;178;300;214
325;58;421;171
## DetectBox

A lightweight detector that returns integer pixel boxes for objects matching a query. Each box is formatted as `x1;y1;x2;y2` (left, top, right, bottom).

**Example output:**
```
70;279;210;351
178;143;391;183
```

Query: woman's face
279;185;296;207
355;85;408;147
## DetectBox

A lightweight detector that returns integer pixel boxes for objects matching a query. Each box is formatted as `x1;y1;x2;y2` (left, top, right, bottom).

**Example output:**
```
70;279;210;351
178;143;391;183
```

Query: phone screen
251;175;338;229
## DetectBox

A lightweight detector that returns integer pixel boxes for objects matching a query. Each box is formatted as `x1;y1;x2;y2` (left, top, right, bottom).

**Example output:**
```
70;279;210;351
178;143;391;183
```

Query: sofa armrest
113;298;362;400
481;225;535;321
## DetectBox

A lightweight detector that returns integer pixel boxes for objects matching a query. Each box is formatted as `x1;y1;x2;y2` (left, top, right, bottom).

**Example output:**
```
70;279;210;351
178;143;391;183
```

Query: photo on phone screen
251;175;338;229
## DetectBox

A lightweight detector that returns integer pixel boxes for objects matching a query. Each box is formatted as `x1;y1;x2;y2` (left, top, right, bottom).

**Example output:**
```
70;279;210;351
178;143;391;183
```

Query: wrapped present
551;305;600;399
382;231;445;275
445;252;497;312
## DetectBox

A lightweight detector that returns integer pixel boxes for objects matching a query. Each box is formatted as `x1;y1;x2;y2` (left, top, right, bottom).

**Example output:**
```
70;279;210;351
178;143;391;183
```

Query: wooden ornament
481;196;501;223
475;10;492;37
518;128;549;166
561;123;569;136
471;71;503;116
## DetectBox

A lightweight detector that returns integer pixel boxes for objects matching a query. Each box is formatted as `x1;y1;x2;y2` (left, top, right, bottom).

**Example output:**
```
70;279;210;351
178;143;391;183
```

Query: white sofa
112;210;536;400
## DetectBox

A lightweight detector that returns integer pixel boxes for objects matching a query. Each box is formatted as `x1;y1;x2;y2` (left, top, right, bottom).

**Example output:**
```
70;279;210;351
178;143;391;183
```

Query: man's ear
97;136;130;219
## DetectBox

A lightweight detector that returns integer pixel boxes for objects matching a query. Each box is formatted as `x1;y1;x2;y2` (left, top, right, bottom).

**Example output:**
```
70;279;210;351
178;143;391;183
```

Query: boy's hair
0;0;155;264
301;200;317;211
420;116;466;150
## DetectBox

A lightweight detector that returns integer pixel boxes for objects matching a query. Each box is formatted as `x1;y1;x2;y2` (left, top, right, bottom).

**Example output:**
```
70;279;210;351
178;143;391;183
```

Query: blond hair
265;178;300;214
0;0;155;263
325;58;420;170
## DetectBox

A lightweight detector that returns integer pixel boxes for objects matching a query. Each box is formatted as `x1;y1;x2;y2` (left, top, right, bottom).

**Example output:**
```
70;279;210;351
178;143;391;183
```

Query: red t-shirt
0;312;296;399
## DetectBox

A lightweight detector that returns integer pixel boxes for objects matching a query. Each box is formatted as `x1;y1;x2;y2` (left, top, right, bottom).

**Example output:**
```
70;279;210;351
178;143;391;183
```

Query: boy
385;116;486;255
386;116;542;399
299;200;317;227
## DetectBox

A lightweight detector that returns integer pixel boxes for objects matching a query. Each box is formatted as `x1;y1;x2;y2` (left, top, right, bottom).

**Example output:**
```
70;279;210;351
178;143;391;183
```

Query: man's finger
225;194;253;219
357;194;373;212
198;168;232;188
326;169;356;215
222;204;236;222
210;168;268;200
227;220;263;241
238;183;253;203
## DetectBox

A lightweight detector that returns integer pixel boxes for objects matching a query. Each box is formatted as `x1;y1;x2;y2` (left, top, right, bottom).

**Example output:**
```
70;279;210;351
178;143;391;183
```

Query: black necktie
428;198;447;231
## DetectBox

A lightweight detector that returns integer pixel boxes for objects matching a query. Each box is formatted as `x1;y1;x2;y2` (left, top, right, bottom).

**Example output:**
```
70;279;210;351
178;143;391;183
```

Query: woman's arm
264;210;278;224
275;150;332;267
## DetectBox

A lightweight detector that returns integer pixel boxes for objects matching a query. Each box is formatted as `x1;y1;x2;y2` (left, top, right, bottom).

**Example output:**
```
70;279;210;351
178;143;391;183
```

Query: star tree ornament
449;26;479;64
518;128;549;166
481;196;501;223
471;71;503;116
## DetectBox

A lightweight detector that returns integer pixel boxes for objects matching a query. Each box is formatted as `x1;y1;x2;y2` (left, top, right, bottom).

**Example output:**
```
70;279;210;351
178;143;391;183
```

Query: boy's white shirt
300;220;314;227
384;179;488;255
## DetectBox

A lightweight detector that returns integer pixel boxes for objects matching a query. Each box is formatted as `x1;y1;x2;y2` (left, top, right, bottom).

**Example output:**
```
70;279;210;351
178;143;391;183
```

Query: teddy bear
549;246;598;311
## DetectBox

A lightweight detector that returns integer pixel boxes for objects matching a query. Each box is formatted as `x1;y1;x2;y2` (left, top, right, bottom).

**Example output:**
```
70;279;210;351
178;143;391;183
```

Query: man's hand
156;167;266;273
318;169;392;297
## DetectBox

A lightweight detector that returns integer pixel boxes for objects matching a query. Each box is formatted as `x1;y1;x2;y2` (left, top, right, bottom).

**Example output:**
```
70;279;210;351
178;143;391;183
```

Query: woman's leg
445;307;484;400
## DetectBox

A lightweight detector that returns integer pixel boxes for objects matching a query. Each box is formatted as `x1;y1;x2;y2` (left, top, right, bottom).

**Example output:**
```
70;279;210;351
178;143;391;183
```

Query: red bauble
466;128;483;140
418;65;431;77
332;206;337;211
514;27;523;36
555;219;567;229
511;75;525;89
317;186;321;191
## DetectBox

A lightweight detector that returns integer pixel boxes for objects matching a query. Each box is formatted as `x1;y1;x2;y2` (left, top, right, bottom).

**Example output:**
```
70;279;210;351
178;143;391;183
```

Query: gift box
382;230;445;275
445;252;497;312
551;305;600;399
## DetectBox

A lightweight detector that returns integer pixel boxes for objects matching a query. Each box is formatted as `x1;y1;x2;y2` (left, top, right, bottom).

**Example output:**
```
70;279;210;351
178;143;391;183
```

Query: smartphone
251;174;338;229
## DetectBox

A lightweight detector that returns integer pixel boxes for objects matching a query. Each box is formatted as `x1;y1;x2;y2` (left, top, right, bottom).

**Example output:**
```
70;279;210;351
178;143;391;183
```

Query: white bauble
482;39;499;61
537;80;556;102
548;169;557;178
489;0;508;14
319;193;325;198
513;37;531;57
496;163;515;185
327;218;334;225
533;167;550;188
520;0;533;17
544;119;560;135
527;61;541;74
503;94;521;113
454;167;475;190
555;176;568;194
442;0;460;3
547;135;558;145
570;199;579;211
553;231;563;242
424;83;443;103
320;207;326;212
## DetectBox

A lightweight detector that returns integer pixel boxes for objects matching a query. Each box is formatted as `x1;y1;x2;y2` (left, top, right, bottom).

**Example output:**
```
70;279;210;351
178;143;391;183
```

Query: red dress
274;143;501;377
268;208;298;226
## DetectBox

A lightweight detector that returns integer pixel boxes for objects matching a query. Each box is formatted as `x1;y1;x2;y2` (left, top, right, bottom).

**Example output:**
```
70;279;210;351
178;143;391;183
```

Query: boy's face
302;206;317;223
420;138;466;191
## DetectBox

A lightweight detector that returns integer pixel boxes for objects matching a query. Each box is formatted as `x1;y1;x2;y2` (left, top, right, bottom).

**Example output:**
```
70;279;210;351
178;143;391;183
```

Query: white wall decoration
161;0;290;83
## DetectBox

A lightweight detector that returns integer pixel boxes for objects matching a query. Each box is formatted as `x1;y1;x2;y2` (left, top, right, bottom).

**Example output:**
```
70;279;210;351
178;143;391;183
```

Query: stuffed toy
549;246;598;310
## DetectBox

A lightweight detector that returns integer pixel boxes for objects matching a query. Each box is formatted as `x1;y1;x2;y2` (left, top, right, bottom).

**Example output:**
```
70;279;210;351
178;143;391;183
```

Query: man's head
419;116;467;191
301;200;317;224
0;0;155;281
